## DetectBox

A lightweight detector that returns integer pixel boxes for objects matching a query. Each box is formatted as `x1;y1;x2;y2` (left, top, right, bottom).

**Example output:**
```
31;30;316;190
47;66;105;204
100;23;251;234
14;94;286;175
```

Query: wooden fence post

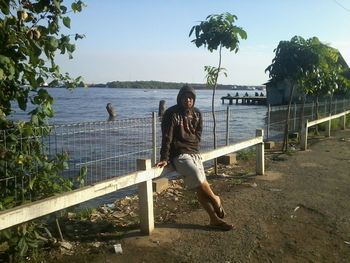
256;129;264;175
137;159;154;235
300;120;308;151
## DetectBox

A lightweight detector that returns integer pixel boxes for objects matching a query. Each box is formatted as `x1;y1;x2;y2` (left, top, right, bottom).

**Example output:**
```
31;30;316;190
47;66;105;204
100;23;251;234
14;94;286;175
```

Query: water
11;87;267;125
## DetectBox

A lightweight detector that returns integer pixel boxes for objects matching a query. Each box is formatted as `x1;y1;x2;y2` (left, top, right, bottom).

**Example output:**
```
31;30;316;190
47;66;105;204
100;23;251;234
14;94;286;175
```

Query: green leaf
0;68;4;80
0;0;10;15
47;36;59;51
17;96;27;111
29;177;37;190
63;17;71;28
18;237;28;257
75;33;85;40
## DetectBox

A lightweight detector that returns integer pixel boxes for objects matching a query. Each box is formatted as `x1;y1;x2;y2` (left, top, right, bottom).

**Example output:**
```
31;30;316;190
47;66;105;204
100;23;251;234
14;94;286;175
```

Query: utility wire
332;0;350;12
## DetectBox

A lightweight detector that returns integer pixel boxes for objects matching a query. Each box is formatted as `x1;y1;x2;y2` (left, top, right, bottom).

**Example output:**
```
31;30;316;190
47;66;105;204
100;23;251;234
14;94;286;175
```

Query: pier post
106;103;116;121
158;100;165;117
137;159;154;235
256;129;264;175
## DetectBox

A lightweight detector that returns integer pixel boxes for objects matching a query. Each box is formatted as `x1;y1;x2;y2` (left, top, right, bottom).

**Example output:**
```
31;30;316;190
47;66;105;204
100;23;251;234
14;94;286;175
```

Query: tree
266;36;350;151
189;12;247;174
0;0;85;260
265;36;319;151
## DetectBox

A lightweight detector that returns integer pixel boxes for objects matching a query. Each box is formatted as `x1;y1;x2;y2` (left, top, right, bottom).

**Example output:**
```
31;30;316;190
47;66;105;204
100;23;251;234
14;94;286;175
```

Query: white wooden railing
0;129;264;234
300;110;350;150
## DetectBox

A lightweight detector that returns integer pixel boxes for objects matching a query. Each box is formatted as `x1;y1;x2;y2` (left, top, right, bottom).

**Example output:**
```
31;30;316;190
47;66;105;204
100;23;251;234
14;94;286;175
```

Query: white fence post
256;129;264;175
301;120;308;151
137;159;154;235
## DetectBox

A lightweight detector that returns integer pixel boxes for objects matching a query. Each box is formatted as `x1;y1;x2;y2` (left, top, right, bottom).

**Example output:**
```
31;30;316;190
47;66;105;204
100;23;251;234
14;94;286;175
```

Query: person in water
156;85;234;231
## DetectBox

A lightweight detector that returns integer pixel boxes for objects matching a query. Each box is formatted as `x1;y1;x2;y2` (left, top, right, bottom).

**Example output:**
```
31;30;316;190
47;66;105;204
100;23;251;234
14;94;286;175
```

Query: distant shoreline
82;80;265;91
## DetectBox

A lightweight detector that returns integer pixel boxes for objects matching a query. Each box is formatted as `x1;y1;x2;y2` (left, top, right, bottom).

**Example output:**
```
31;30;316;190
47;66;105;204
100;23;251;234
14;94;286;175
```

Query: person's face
181;93;194;109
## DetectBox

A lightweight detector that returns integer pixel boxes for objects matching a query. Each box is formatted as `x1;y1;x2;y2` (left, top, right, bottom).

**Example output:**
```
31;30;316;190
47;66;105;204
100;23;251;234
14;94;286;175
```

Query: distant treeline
88;81;264;90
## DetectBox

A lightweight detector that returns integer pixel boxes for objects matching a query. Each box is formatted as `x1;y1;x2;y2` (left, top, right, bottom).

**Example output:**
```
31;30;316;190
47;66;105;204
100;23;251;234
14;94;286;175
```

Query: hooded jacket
160;85;203;162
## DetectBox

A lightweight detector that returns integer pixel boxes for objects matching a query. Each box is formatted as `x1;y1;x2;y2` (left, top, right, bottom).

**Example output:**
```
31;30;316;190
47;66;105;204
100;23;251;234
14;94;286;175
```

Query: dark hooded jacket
160;85;203;162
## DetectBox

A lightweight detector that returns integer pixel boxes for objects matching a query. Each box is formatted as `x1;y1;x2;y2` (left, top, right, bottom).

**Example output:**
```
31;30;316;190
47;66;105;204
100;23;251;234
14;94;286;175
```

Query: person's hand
156;161;168;168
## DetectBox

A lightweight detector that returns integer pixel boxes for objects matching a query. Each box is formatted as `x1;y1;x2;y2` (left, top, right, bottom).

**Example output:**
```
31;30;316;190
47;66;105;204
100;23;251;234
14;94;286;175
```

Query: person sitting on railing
156;85;234;231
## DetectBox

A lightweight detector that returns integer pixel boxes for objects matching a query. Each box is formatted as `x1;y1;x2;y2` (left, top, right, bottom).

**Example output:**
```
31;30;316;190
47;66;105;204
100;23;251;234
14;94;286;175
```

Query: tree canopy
265;36;350;98
0;1;85;259
0;0;85;126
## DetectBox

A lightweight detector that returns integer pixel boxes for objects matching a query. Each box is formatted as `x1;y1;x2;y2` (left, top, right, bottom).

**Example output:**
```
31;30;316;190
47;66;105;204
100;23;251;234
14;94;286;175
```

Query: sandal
214;199;226;219
209;222;234;231
217;203;226;219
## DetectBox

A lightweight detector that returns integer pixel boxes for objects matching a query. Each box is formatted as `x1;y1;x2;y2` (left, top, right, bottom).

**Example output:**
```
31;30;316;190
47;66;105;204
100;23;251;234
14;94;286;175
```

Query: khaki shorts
172;153;206;189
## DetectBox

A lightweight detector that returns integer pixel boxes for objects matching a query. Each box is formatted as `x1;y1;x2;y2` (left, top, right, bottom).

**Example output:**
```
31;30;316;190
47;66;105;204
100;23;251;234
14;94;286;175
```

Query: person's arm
156;110;174;167
196;110;203;141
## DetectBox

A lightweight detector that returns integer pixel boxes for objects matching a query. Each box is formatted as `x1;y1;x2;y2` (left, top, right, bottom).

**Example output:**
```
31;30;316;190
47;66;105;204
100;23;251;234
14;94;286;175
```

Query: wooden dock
221;93;267;105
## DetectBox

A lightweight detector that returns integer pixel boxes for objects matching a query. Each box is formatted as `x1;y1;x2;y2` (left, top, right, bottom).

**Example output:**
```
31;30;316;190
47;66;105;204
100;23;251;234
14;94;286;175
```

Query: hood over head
176;85;196;107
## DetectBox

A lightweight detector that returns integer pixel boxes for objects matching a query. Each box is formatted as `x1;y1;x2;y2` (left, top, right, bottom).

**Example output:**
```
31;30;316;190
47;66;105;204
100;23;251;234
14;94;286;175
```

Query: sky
56;0;350;86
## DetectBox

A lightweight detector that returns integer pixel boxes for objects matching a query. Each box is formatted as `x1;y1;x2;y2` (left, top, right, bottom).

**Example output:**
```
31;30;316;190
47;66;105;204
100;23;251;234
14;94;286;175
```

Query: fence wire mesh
2;98;350;204
266;99;350;140
2;110;249;203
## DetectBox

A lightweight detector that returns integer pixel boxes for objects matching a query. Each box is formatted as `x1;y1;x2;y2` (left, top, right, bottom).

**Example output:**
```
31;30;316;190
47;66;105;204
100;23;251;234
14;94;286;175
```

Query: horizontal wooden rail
301;110;350;150
0;129;264;232
307;110;350;127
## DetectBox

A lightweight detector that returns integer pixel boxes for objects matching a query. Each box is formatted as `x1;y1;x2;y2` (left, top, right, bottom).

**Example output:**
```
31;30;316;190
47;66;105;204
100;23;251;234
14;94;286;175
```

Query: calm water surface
13;87;267;127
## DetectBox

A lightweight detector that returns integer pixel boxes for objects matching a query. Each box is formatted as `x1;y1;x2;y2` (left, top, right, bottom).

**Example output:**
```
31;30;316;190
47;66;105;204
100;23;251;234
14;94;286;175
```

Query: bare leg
198;180;224;217
196;181;233;230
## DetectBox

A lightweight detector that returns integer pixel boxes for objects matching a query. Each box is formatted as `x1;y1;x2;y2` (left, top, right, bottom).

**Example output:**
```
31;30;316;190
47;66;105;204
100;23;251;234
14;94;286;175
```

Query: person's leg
196;183;233;230
199;180;225;218
172;154;232;229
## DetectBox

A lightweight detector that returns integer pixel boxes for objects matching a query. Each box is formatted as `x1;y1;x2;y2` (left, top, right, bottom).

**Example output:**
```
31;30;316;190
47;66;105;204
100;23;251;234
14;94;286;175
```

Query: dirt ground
48;129;350;263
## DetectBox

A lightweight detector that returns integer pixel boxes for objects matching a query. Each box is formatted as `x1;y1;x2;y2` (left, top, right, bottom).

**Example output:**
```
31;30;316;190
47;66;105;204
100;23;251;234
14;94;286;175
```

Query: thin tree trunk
315;96;319;134
282;83;296;152
299;94;306;135
212;45;222;175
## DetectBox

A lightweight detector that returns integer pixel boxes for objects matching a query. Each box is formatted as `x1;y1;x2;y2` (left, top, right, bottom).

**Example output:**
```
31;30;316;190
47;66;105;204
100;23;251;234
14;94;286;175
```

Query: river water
13;87;267;125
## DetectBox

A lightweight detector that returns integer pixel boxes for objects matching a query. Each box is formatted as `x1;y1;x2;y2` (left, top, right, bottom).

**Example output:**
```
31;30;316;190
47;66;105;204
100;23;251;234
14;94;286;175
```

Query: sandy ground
49;129;350;263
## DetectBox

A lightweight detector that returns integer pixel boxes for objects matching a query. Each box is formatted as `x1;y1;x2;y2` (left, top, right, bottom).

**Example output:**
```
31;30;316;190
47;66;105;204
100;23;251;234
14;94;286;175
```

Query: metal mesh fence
266;99;350;140
2;110;251;203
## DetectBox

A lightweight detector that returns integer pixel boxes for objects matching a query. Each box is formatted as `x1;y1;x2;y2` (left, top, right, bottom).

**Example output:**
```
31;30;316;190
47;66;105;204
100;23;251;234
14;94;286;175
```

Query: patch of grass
74;207;96;221
237;149;255;161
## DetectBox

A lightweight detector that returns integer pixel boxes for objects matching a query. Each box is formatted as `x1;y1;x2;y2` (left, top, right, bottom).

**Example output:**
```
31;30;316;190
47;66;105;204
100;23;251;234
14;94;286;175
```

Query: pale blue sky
57;0;350;85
